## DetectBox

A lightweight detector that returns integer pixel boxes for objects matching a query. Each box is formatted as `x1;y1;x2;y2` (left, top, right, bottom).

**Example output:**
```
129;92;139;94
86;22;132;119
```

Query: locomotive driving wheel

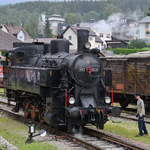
23;103;30;119
145;102;150;113
23;102;41;121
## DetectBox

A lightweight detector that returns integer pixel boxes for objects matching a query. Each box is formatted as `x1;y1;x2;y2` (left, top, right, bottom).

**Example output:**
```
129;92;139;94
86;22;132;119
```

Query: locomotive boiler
3;29;120;132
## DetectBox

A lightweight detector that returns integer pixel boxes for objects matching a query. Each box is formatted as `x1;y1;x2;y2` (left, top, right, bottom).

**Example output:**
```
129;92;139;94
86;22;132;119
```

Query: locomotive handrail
10;66;60;70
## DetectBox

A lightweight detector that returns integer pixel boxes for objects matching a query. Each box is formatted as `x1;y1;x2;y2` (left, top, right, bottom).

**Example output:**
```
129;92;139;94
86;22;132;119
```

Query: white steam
80;11;144;39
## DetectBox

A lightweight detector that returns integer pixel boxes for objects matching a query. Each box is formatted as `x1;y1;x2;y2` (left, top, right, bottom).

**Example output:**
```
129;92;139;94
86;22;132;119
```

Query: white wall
17;30;25;41
1;25;8;33
99;32;111;41
89;36;101;50
139;24;145;39
63;28;77;53
139;23;150;40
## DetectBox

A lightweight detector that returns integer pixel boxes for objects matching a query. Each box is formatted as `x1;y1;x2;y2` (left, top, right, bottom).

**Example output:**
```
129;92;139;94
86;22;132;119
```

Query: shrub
127;39;146;49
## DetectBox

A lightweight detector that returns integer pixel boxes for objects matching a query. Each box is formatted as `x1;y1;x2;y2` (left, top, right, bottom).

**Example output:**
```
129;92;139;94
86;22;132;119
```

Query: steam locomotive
3;29;120;132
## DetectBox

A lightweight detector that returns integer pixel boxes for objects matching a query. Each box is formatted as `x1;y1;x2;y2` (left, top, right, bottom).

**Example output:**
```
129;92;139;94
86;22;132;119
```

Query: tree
64;13;82;25
83;11;100;22
102;3;121;19
147;8;150;16
44;17;52;38
127;39;146;49
24;12;39;38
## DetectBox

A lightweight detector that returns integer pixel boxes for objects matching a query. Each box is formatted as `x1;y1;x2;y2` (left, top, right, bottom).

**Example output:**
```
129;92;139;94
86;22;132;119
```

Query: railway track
120;112;150;125
0;98;149;150
1;97;150;125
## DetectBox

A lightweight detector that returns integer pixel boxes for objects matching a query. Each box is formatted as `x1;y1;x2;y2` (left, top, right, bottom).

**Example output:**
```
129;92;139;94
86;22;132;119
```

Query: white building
99;32;111;42
139;16;150;43
49;14;65;36
62;26;103;53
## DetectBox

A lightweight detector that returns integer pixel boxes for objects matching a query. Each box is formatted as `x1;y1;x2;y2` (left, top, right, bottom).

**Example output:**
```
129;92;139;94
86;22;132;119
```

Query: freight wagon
102;51;150;112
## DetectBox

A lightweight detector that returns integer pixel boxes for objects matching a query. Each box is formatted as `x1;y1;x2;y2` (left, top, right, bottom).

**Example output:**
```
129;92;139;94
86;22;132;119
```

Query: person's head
135;94;140;100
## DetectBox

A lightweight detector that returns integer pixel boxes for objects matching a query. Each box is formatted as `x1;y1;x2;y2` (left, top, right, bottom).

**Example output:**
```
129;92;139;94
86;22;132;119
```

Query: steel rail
84;126;149;150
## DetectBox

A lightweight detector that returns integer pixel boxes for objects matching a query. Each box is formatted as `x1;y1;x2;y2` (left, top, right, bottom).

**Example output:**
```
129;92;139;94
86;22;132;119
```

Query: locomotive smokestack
77;29;89;52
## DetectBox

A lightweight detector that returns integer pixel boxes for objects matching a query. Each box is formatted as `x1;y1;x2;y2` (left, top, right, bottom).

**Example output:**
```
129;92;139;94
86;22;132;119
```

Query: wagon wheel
119;98;129;108
145;103;150;113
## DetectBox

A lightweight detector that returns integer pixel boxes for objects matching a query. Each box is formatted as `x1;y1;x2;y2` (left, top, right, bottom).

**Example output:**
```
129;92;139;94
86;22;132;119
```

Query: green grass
104;120;150;145
0;88;4;94
0;117;56;150
0;145;6;150
1;115;150;149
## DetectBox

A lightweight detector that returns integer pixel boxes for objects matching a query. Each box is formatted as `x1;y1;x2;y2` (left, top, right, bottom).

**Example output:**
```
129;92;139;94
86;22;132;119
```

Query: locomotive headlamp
105;96;111;104
85;42;91;49
69;97;75;104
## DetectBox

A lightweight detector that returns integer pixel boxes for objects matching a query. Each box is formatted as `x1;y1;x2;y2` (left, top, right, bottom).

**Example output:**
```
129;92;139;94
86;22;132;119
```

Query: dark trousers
138;116;148;136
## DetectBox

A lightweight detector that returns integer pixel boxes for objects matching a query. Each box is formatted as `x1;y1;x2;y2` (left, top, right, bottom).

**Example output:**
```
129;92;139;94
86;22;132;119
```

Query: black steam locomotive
3;29;120;132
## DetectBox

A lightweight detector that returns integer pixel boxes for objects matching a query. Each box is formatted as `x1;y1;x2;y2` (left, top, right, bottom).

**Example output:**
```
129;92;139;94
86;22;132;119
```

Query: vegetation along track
0;98;149;150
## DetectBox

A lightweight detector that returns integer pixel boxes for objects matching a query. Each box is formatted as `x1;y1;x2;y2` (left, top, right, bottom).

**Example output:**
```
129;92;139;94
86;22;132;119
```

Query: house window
68;36;72;41
145;23;149;29
89;36;93;41
19;35;23;39
106;34;110;38
100;33;103;37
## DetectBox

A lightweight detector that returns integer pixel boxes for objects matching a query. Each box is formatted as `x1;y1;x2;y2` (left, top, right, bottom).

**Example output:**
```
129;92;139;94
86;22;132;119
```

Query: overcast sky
0;0;64;5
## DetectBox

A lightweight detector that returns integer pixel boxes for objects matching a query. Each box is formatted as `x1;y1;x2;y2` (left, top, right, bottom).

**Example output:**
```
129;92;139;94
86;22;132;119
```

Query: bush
107;48;150;55
127;39;146;49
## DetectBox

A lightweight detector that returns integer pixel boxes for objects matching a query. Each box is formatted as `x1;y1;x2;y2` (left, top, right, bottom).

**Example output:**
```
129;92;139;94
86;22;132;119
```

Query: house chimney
90;19;95;23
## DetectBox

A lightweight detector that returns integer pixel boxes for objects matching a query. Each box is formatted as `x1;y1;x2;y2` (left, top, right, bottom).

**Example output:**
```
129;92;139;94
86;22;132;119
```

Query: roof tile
0;30;21;51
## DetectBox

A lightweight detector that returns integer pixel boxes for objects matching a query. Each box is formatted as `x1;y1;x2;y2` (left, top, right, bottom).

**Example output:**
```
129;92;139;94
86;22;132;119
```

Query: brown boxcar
102;51;150;112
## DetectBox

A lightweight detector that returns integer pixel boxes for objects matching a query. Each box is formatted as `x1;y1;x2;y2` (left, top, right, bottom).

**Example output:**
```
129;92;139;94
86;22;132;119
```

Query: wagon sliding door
126;60;148;95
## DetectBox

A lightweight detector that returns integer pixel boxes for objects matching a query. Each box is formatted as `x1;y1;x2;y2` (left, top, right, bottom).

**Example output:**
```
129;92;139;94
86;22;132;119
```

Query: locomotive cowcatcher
3;29;120;132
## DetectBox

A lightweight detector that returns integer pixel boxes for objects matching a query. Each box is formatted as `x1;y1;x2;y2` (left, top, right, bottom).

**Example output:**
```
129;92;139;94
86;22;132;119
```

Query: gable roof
62;26;97;36
24;38;56;43
0;30;21;51
139;16;150;24
4;25;31;40
71;26;97;36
